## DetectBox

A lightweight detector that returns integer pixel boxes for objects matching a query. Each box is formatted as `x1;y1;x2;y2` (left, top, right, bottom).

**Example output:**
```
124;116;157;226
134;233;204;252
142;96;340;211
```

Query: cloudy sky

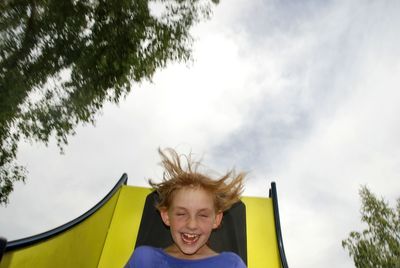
1;0;400;267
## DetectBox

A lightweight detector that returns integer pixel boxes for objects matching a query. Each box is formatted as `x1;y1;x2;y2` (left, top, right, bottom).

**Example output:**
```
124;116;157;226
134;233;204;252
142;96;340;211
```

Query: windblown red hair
149;148;245;212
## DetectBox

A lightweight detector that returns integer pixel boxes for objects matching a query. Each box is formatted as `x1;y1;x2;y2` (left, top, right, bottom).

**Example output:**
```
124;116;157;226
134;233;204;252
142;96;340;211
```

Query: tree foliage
0;0;218;205
342;186;400;268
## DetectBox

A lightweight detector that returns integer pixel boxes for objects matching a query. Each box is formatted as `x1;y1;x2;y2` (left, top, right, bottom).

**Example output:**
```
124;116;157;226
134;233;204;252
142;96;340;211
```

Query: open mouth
181;233;200;244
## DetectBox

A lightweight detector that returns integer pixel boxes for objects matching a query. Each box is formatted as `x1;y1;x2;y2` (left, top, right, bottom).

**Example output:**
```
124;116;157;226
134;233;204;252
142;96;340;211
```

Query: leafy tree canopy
342;186;400;268
0;0;218;205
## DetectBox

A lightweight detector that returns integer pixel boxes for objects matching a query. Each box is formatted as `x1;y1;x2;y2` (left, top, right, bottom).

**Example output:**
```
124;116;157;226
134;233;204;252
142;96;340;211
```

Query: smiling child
125;148;247;267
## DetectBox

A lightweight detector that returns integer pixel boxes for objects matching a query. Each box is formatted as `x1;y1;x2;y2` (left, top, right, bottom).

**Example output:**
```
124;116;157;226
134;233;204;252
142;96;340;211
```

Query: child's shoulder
134;245;158;253
127;245;164;266
132;245;163;257
218;252;247;267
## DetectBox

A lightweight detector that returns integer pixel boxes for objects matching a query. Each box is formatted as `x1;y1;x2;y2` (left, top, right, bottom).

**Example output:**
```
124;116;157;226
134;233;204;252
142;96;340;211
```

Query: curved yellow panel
98;186;151;268
0;188;121;268
242;196;281;268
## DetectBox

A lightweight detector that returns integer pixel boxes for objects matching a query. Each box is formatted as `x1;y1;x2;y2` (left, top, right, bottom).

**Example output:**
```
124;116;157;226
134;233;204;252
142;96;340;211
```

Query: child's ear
213;211;223;229
160;208;170;226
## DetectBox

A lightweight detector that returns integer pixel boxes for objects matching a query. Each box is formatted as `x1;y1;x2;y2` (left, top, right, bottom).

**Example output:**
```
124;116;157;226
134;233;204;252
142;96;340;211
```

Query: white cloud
210;1;400;267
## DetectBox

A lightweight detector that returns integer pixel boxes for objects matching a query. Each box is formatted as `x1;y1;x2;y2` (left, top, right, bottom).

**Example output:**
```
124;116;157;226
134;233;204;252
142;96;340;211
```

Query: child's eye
176;213;186;216
199;214;209;218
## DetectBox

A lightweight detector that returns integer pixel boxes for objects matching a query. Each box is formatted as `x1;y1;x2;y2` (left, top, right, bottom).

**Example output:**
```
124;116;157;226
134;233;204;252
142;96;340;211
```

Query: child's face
160;187;222;259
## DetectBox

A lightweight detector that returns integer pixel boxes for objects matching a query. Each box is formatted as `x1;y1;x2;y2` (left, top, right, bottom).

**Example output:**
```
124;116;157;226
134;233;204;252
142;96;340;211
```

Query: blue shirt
125;245;247;268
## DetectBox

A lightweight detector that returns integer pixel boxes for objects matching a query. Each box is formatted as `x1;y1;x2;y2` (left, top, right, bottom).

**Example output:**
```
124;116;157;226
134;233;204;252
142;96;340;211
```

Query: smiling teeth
185;234;197;238
181;233;199;243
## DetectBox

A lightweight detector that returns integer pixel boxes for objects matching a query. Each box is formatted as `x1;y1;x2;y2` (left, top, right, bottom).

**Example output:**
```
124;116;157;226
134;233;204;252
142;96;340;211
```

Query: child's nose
187;217;198;229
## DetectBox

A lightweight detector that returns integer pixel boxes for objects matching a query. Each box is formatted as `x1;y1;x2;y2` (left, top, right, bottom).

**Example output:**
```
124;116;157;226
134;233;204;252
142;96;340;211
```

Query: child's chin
180;246;199;255
178;244;203;257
